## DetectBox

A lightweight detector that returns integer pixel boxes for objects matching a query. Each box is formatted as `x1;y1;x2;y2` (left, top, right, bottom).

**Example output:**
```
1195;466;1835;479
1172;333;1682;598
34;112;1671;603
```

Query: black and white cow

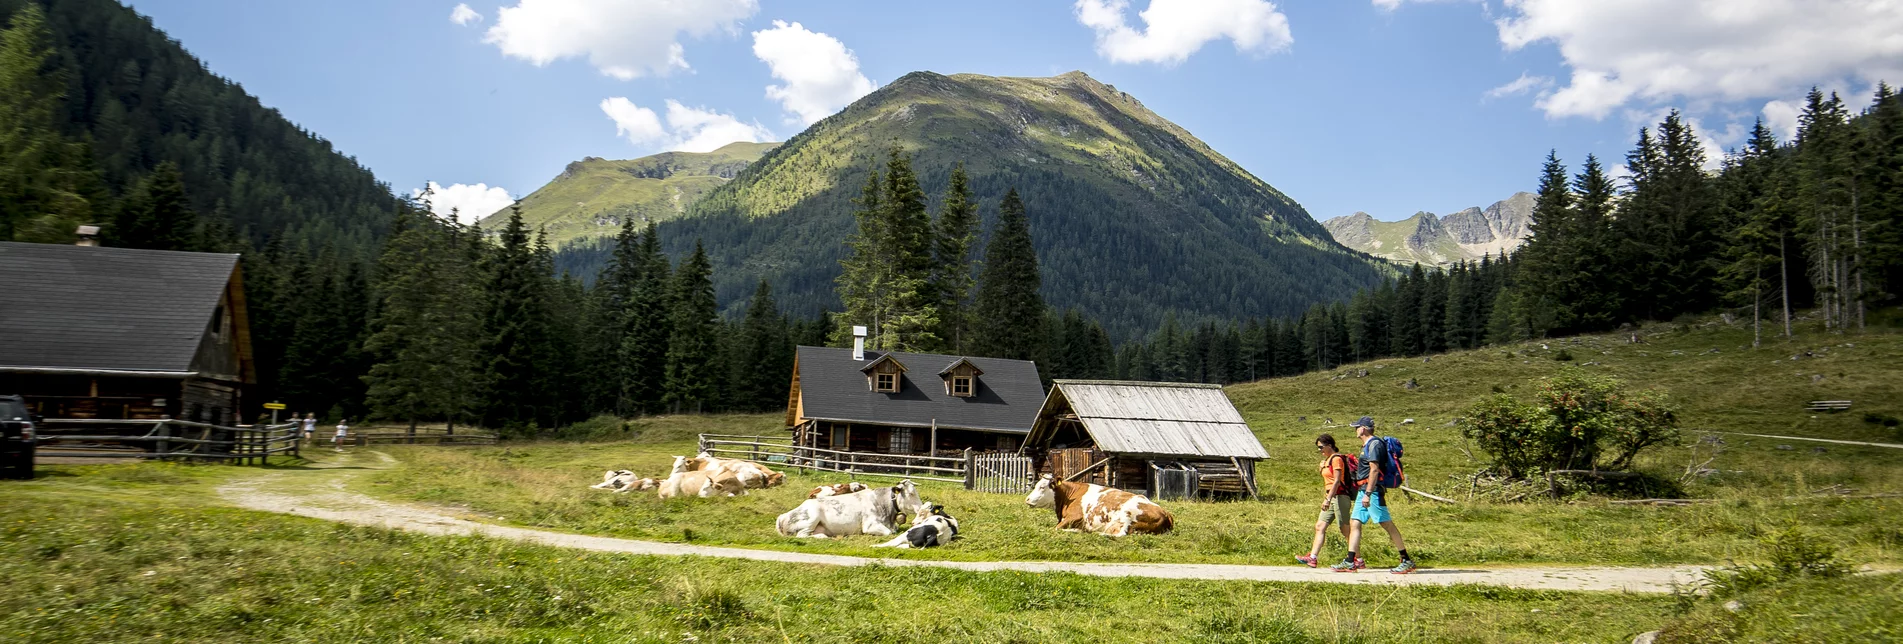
874;502;959;548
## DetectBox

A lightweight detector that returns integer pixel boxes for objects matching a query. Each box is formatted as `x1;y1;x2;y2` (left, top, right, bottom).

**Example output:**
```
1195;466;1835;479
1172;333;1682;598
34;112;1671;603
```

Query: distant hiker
1297;433;1357;568
301;413;317;444
1332;416;1416;574
332;418;349;451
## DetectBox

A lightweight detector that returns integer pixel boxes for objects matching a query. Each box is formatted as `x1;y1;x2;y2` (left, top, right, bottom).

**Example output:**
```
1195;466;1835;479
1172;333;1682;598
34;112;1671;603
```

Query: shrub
1458;371;1679;479
1552;348;1574;361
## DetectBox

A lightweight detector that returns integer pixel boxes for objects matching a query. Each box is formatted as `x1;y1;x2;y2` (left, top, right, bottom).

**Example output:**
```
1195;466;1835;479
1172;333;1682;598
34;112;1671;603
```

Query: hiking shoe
1329;559;1358;572
1391;560;1417;574
1296;555;1318;568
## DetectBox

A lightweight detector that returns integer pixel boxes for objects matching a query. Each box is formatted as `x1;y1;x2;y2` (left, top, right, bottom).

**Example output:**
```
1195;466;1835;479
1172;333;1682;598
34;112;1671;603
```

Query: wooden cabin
784;342;1045;457
0;242;256;425
1021;380;1269;500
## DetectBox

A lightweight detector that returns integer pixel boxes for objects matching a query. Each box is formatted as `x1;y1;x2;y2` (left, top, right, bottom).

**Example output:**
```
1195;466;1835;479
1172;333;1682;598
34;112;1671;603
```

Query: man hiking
1296;433;1357;568
1332;416;1415;574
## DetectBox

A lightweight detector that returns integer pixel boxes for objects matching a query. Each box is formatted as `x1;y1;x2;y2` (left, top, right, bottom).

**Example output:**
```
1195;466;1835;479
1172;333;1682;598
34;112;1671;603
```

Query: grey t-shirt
1355;436;1387;485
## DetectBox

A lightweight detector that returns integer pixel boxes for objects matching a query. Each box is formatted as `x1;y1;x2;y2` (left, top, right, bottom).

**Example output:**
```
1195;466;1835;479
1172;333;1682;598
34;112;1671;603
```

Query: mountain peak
1323;193;1534;266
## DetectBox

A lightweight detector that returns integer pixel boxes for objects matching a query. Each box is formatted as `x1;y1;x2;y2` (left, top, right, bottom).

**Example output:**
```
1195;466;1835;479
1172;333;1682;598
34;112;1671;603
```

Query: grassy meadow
2;460;1694;643
362;316;1903;568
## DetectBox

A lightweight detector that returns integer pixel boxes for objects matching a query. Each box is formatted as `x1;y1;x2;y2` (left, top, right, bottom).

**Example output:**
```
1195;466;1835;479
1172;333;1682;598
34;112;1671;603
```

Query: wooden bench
1807;400;1853;412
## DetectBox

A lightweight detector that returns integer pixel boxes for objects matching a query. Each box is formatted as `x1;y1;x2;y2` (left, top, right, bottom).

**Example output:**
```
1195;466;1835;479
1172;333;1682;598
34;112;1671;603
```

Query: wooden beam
1063;457;1111;482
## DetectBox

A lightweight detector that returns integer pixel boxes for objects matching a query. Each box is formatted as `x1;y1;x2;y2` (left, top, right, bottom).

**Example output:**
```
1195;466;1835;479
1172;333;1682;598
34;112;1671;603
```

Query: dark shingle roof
794;346;1044;433
0;242;237;373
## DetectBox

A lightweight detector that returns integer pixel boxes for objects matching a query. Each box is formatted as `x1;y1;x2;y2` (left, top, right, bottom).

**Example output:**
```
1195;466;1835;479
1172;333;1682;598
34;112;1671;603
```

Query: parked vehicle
1;395;37;479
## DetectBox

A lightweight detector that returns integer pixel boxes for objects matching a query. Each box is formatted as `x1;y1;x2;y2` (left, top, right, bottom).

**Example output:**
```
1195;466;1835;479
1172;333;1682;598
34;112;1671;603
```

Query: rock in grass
1633;632;1660;644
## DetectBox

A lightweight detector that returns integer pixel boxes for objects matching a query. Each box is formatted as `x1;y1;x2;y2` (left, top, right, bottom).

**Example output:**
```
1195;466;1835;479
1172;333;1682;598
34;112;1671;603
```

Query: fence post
963;448;975;490
156;421;171;461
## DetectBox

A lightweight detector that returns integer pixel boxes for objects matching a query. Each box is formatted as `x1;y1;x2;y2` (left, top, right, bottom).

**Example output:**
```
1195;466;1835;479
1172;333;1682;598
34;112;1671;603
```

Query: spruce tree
622;221;672;413
362;202;482;430
479;203;555;430
878;147;940;350
1389;264;1424;356
0;3;95;243
115;161;195;251
664;241;719;413
733;280;791;412
973;188;1047;361
932;163;980;353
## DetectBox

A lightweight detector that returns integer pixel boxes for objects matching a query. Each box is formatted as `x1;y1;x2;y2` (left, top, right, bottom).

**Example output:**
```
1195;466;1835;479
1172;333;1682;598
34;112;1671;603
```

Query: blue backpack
1365;436;1405;489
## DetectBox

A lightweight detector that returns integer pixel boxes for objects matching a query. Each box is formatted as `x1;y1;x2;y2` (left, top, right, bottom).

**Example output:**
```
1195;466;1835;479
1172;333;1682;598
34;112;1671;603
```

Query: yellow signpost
264;402;286;423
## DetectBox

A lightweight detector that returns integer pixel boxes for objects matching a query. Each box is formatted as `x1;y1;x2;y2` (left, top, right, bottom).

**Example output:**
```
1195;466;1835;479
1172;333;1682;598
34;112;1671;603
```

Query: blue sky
128;1;1903;224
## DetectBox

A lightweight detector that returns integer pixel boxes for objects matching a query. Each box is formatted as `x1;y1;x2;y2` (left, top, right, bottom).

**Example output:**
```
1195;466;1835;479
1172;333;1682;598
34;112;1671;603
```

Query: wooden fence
350;425;497;446
697;434;1034;491
34;418;302;465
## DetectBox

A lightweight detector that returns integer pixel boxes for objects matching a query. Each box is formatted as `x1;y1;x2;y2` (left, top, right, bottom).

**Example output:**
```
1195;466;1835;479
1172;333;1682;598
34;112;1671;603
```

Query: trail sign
263;402;286;410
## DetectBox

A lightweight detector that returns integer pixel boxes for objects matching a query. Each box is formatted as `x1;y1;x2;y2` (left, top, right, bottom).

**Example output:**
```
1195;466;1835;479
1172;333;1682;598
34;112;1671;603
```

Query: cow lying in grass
658;455;748;499
589;470;656;493
1024;474;1174;536
690;453;787;489
776;479;923;538
807;482;867;498
874;502;958;549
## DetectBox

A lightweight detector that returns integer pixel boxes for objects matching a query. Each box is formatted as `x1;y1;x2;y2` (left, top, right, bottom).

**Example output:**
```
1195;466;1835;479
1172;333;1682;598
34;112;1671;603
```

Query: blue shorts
1350;490;1392;524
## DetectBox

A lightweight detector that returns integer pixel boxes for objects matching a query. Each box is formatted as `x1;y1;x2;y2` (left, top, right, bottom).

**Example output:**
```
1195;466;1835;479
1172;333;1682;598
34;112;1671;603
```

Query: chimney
852;325;868;361
74;225;101;247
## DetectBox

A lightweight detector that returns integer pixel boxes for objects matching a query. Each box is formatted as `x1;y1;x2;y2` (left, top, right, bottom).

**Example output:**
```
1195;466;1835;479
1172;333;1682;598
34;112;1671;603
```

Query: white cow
807;482;868;498
658;455;747;499
589;470;656;493
775;479;924;538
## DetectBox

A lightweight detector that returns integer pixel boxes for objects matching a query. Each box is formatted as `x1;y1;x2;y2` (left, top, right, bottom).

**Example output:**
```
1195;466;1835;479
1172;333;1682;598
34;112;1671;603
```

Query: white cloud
483;0;757;80
1074;0;1292;66
1496;0;1903;119
1761;99;1802;142
449;3;482;26
1373;0;1480;11
751;20;876;125
414;182;514;224
600;97;666;145
1484;72;1553;100
600;98;773;153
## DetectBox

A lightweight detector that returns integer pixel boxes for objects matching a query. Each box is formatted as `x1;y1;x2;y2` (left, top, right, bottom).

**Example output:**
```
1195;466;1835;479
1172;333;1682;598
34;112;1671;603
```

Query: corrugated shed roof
793;346;1044;433
0;242;237;373
1040;380;1269;459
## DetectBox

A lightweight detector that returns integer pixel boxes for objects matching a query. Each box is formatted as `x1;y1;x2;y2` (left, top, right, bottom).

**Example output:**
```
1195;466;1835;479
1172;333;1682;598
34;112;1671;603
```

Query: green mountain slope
479;142;775;246
564;70;1386;336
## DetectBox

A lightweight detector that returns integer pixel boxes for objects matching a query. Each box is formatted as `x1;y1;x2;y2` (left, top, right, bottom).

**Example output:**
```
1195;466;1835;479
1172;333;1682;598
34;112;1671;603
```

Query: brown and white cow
690;453;787;489
1024;474;1174;536
658;455;748;499
807;482;868;498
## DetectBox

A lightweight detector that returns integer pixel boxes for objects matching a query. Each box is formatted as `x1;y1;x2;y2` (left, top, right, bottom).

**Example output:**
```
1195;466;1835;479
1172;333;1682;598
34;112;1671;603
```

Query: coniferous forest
5;0;1900;433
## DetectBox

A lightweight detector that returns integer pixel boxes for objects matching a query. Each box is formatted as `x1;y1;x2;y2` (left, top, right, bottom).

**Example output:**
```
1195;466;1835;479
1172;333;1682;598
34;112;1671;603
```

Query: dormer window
938;358;984;398
861;353;908;393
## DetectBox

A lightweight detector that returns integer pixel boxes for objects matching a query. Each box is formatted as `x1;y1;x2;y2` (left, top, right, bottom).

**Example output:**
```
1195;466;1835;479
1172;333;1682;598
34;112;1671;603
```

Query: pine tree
836;167;886;346
664;241;719;413
115;161;196;251
0;3;95;243
1389;264;1424;356
622;221;671;413
361;201;481;430
973;188;1046;361
932;163;980;353
878;147;940;350
732;280;792;412
479;203;555;431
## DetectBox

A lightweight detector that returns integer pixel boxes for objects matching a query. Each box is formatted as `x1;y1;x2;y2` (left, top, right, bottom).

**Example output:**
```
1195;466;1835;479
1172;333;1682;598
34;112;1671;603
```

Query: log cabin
784;329;1045;458
0;241;256;425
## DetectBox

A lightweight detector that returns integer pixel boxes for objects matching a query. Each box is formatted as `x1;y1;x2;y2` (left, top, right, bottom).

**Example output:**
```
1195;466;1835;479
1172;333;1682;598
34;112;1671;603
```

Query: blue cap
1353;416;1374;428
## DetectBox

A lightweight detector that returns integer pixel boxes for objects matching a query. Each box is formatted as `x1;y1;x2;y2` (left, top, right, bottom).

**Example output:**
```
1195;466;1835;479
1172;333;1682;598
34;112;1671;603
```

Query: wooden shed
0;242;256;425
1020;380;1268;500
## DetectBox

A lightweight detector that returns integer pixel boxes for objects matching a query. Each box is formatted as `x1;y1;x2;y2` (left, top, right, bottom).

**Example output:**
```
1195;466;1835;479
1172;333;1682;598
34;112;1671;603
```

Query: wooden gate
967;451;1033;493
1151;462;1199;501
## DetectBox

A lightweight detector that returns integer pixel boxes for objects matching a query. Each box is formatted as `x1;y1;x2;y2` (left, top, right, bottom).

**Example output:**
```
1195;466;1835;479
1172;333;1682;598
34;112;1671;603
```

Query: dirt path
219;450;1708;594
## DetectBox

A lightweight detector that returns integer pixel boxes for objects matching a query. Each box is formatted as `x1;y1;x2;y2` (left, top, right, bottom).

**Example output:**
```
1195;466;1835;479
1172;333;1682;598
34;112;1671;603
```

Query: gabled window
951;376;973;397
875;372;898;393
938;357;984;397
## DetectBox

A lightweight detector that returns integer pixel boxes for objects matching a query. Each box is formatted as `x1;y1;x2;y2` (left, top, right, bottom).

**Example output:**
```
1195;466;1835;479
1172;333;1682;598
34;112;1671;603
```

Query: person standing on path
1297;433;1357;568
301;413;317;445
332;418;349;451
1332;416;1416;574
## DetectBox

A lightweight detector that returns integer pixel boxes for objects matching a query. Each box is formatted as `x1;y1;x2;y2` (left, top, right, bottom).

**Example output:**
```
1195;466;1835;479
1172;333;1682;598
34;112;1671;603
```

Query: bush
1458;371;1679;479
